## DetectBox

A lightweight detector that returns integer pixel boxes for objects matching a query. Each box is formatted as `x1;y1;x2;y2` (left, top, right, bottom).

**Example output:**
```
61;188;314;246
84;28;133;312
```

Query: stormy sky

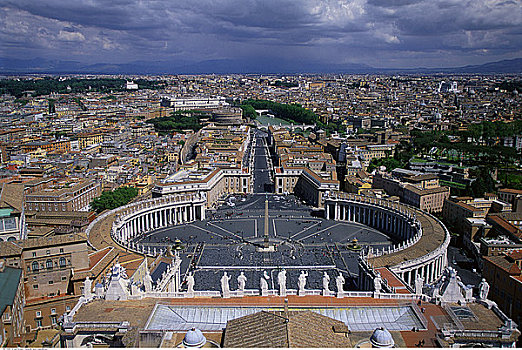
1;0;521;69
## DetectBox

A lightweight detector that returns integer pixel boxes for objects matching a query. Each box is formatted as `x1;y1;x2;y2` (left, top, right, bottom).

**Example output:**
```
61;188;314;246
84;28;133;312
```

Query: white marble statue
298;271;308;295
277;270;287;296
131;283;140;295
322;272;331;295
374;272;382;293
221;272;231;298
144;270;153;292
186;273;195;294
83;277;92;299
260;271;269;296
478;278;490;300
336;274;345;296
237;272;247;291
415;274;424;295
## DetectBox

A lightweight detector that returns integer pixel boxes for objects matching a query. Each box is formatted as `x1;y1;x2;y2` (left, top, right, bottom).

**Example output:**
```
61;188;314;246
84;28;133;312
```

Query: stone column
325;203;330;219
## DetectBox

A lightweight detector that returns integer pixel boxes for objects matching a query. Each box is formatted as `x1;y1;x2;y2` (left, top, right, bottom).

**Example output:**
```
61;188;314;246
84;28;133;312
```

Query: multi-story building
0;233;117;333
21;139;70;154
25;179;101;212
483;250;522;327
498;188;522;209
357;143;396;162
274;166;339;207
373;172;450;213
443;195;511;238
77;132;103;150
160;96;227;111
153;167;251;207
21;234;89;299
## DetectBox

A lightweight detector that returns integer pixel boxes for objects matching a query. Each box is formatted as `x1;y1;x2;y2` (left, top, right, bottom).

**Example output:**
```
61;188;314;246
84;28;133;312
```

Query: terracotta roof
404;184;449;196
506;249;522;261
499;188;522;195
19;233;87;250
487;215;521;239
0;183;24;213
223;310;352;348
484;255;521;275
0;241;23;257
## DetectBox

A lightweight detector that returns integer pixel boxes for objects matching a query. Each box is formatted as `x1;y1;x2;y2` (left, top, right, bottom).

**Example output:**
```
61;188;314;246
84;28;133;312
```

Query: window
59;257;66;267
48;280;53;285
36;319;42;328
46;259;53;269
66;306;71;312
61;276;67;281
33;284;38;289
51;316;57;325
59;248;64;253
36;311;41;317
32;261;39;272
50;308;56;314
32;252;36;257
46;250;50;255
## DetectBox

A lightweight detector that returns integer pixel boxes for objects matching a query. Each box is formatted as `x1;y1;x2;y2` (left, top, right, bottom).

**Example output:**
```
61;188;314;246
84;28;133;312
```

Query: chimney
284;298;289;317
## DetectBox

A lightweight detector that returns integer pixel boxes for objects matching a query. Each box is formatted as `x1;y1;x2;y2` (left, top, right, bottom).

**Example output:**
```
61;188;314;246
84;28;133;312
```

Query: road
252;130;273;193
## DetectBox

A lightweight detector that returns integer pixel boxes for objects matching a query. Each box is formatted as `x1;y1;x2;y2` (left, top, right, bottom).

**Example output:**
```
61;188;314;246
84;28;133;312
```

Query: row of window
31;257;67;272
32;248;64;257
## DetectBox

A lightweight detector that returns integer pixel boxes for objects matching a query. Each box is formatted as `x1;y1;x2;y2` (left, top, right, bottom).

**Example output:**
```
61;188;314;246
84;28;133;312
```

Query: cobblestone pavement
135;193;393;291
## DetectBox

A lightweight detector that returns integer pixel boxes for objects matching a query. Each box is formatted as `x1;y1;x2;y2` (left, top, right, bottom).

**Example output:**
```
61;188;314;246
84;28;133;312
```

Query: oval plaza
74;127;519;348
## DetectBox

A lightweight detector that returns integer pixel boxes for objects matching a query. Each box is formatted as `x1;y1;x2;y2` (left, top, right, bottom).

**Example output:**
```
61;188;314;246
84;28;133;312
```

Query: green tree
90;187;138;213
470;168;496;197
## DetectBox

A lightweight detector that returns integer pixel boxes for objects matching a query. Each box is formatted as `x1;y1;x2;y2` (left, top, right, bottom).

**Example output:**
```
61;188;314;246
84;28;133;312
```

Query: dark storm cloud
1;0;521;68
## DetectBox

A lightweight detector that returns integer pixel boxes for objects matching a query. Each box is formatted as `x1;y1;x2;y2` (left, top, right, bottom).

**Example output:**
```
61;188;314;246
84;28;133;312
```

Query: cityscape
1;1;522;349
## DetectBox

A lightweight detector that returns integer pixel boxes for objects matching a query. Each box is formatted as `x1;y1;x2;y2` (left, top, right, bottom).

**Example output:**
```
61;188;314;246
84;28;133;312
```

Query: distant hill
0;56;521;75
451;58;522;74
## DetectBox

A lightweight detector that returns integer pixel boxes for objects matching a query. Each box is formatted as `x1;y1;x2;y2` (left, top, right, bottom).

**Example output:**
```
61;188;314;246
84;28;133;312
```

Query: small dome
370;327;394;348
183;328;206;348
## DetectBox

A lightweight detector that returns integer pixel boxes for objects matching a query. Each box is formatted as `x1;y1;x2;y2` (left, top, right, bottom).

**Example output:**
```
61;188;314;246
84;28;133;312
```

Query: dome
370;327;394;348
183;328;206;348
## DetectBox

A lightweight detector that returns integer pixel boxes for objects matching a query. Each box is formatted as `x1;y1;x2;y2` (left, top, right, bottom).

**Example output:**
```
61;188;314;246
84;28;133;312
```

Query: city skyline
1;0;522;71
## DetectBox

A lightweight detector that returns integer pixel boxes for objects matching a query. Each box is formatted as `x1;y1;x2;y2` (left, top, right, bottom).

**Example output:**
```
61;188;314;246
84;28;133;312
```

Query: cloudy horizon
1;0;521;70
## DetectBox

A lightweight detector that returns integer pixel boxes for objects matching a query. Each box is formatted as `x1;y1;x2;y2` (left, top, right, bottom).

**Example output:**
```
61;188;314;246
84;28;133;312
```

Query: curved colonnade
87;191;449;292
325;193;450;291
106;193;207;256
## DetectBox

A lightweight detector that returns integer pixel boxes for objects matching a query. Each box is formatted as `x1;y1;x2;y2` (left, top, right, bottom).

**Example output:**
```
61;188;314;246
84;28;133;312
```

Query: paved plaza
133;194;394;291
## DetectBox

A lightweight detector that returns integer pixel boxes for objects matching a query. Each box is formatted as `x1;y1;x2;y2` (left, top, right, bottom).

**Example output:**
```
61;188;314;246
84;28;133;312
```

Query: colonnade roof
369;210;446;268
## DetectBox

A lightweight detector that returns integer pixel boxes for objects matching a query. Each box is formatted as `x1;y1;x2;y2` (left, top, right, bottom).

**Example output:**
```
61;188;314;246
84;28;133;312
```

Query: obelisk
264;195;269;248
